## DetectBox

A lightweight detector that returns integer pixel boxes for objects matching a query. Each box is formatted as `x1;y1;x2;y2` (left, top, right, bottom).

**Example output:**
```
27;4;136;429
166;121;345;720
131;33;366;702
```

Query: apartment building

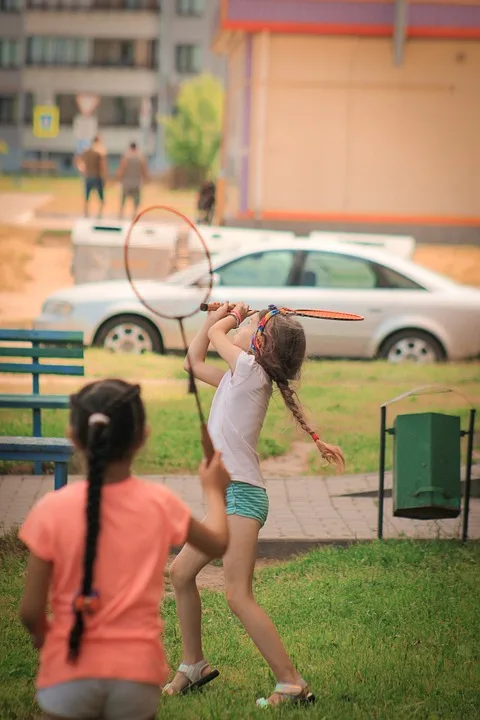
0;0;225;171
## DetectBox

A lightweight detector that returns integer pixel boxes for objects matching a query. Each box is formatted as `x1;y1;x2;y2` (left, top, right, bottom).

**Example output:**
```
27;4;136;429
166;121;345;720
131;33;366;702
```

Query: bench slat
0;362;84;376
0;329;83;344
0;347;84;359
0;436;72;449
0;393;70;409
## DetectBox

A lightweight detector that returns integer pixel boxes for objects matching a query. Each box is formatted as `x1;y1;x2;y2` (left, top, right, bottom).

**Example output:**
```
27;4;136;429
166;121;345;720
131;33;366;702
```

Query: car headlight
42;300;74;317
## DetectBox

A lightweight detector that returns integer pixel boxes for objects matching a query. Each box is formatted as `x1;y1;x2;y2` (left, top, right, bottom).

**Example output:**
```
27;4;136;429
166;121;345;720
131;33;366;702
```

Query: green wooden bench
0;329;84;479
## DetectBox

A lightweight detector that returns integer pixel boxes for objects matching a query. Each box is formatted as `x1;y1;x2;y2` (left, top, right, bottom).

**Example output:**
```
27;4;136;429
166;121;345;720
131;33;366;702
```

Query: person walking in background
196;180;216;225
116;142;149;220
76;136;108;219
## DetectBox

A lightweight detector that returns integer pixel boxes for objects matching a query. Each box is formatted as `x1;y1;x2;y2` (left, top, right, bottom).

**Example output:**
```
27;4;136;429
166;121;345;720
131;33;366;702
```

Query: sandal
256;682;315;708
162;660;219;696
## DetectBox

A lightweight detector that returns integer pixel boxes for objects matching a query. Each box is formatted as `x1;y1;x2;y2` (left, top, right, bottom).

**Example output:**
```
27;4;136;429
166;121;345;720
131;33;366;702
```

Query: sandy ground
164;557;279;595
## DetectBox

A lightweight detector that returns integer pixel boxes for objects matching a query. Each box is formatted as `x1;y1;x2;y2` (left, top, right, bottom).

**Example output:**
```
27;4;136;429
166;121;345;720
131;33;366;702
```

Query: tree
162;73;224;186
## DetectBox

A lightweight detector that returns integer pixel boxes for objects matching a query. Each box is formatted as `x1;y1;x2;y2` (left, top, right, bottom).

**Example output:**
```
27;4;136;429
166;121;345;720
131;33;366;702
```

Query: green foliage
162;73;224;181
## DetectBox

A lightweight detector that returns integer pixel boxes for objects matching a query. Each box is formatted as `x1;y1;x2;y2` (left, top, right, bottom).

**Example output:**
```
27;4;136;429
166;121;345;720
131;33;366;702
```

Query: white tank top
208;352;272;487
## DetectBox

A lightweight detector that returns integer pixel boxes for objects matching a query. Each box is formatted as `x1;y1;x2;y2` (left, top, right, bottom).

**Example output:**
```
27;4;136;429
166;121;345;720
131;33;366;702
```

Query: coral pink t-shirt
19;477;191;689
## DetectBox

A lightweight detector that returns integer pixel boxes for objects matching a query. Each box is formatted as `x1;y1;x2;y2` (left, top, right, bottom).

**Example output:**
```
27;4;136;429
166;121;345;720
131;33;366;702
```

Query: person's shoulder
233;351;271;385
28;481;85;517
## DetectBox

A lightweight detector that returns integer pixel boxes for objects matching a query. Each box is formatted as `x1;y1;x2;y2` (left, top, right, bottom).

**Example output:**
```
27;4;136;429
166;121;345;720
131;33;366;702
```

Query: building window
0;95;16;125
175;44;202;74
0;39;21;68
26;37;90;66
176;0;204;16
24;93;34;123
56;94;78;124
93;40;135;67
97;96;142;126
0;0;21;11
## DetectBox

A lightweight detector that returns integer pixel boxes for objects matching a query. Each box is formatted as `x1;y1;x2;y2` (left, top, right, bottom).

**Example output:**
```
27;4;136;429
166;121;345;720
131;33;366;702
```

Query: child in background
19;378;230;720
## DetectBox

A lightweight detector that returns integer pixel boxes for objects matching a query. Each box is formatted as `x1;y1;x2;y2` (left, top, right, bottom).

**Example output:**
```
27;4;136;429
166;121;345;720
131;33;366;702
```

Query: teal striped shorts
226;481;269;527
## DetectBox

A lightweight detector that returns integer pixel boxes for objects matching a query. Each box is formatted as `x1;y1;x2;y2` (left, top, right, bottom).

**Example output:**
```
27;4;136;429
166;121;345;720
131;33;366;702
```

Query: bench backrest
0;329;84;394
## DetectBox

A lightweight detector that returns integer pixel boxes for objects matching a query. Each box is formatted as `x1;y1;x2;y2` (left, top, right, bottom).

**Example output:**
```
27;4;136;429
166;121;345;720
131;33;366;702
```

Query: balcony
24;65;157;96
26;1;158;10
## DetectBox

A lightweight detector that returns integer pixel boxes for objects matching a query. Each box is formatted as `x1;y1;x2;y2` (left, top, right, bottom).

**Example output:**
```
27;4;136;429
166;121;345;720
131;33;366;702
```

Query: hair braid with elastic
67;381;144;662
253;311;345;474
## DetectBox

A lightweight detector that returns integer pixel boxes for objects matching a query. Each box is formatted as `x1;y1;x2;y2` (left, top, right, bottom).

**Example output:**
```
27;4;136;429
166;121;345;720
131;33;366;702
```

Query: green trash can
393;412;461;520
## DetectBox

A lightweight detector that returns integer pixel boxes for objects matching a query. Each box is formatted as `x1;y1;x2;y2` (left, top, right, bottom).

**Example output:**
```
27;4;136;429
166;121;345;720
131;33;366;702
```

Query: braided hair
253;311;345;473
67;379;145;662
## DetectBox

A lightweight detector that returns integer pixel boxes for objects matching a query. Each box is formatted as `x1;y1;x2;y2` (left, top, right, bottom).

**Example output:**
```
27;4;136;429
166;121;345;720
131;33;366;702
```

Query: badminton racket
124;205;215;461
200;303;364;322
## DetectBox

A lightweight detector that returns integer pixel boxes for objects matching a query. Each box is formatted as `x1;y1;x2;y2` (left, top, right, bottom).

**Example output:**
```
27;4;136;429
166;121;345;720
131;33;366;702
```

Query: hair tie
311;433;319;442
73;590;100;615
88;413;110;427
251;304;280;354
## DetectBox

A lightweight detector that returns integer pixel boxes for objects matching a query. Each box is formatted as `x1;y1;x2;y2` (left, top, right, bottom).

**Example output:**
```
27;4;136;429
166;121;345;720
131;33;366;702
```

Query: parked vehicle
34;239;480;362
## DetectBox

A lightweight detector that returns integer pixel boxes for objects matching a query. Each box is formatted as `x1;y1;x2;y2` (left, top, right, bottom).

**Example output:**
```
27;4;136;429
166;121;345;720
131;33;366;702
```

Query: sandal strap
178;660;209;685
273;683;307;696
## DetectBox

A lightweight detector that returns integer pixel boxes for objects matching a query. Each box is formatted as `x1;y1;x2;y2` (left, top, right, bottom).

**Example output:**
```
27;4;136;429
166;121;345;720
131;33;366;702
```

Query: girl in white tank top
164;302;344;708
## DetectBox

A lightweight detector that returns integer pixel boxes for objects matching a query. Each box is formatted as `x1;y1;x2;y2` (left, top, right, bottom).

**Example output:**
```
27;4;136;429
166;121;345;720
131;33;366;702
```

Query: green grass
1;537;479;719
0;351;478;475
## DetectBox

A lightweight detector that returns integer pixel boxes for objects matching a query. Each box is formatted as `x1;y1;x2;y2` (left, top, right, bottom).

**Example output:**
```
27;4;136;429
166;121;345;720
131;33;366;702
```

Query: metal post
461;408;476;543
15;3;27;182
32;341;42;475
378;404;387;540
393;0;408;66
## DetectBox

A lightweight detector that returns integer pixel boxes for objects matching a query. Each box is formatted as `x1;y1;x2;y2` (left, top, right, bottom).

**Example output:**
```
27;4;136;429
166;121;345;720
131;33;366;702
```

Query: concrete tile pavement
1;469;478;555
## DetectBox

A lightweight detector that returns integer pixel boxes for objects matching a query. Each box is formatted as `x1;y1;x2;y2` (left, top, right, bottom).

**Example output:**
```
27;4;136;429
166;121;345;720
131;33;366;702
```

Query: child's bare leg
223;515;305;703
167;540;214;693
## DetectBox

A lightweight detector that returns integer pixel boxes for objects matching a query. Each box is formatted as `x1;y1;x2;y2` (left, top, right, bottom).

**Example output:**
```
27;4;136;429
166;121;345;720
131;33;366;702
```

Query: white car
34;239;480;363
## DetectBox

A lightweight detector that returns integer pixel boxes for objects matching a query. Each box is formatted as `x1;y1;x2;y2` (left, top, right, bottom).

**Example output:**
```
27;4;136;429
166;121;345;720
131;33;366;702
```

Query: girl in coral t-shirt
19;378;230;720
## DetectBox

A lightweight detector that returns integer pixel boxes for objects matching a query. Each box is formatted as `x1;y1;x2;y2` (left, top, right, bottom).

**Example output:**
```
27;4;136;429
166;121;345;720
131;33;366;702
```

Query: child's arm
186;452;230;557
19;553;52;649
184;302;232;387
208;302;250;372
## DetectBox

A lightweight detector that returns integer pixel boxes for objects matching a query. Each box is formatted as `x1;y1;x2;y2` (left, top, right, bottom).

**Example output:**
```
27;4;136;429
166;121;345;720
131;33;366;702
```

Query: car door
209;248;302;311
288;250;427;357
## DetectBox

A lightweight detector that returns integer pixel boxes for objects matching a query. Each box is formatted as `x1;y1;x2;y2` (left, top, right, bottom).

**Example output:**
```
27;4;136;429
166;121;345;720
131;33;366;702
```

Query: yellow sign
0;139;8;154
33;105;60;139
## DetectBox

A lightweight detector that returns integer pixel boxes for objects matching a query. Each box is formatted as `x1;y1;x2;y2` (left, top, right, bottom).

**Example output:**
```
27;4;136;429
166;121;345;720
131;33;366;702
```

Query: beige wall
226;34;480;219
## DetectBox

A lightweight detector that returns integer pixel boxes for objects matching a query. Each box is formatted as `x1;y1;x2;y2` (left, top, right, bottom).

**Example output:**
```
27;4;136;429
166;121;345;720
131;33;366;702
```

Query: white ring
88;413;110;426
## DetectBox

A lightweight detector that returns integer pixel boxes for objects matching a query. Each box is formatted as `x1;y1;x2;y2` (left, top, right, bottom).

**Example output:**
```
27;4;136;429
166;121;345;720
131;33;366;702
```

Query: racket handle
201;423;215;464
200;302;233;312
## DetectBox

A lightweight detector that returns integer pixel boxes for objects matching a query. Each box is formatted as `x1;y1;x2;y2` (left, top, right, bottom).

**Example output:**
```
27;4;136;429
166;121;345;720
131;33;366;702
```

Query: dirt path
164;557;280;595
0;234;72;326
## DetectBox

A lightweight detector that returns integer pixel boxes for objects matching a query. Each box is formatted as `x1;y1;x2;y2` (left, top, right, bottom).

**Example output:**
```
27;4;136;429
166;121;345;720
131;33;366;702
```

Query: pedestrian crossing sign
33;105;60;139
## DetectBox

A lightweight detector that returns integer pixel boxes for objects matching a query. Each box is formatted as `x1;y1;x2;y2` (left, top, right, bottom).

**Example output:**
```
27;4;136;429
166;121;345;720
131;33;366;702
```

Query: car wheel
94;315;163;354
379;330;445;364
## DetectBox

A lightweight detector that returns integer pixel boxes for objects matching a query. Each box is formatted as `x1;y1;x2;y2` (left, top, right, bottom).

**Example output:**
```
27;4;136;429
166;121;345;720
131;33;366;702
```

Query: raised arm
207;301;250;372
184;302;232;387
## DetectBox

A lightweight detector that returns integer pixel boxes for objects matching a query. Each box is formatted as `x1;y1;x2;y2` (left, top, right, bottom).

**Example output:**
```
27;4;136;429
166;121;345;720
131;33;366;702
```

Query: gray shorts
37;678;161;720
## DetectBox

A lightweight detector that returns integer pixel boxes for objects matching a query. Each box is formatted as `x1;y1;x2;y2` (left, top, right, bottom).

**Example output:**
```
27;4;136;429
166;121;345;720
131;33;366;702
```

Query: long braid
277;381;345;473
67;382;142;663
68;422;109;661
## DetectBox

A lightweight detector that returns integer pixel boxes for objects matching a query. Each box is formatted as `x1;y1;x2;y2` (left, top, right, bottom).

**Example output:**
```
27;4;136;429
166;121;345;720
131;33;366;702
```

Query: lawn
1;536;479;720
0;351;478;476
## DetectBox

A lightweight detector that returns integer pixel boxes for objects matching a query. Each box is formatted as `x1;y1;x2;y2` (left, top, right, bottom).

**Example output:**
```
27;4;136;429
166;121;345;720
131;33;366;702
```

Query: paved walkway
1;469;478;555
